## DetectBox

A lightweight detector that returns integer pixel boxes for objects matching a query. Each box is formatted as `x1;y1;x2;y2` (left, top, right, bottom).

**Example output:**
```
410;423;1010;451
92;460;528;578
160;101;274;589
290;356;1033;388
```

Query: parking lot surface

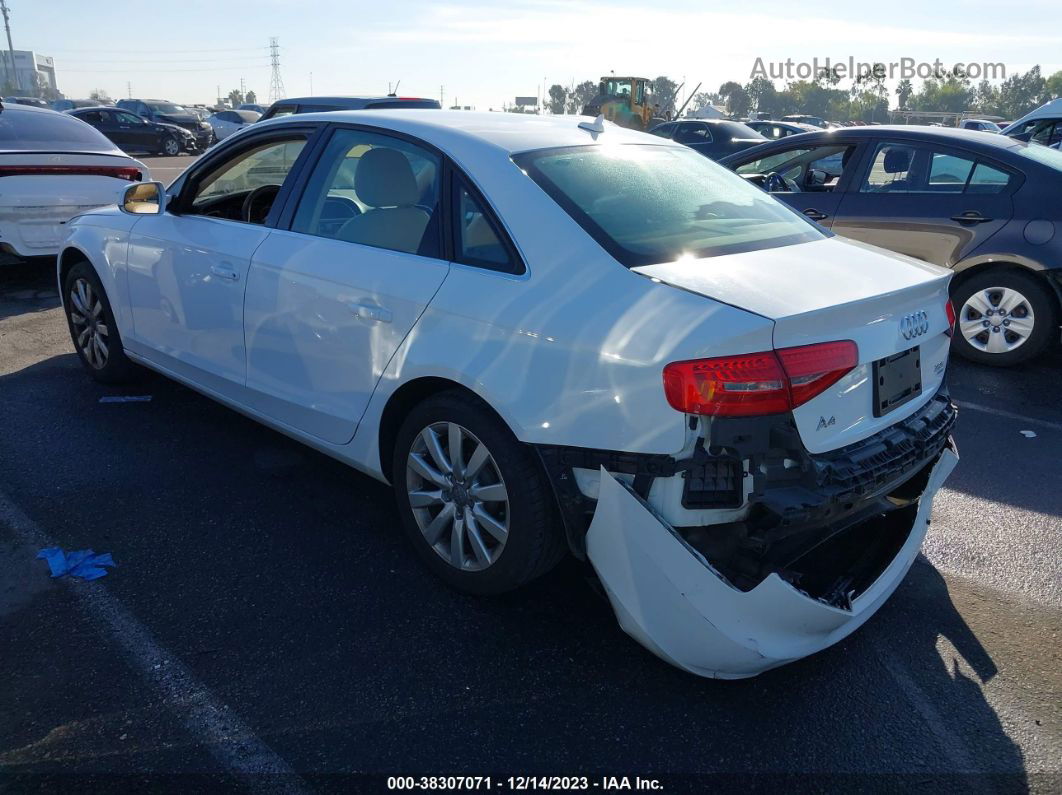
1;155;1060;791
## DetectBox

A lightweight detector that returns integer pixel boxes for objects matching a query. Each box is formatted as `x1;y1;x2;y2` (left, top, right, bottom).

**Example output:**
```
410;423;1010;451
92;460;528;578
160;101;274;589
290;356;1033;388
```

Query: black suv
115;99;213;150
68;107;197;156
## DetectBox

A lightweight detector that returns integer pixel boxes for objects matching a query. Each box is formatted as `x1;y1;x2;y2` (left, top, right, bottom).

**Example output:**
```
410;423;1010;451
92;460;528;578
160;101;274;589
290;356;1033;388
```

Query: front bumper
586;445;957;679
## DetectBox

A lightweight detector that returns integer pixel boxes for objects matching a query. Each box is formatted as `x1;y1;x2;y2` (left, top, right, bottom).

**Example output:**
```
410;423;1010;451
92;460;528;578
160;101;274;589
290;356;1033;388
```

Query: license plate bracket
873;346;922;417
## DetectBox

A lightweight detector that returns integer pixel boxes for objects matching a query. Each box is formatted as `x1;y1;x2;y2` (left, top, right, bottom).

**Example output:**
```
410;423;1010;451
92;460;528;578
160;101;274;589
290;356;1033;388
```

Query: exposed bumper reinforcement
585;446;958;679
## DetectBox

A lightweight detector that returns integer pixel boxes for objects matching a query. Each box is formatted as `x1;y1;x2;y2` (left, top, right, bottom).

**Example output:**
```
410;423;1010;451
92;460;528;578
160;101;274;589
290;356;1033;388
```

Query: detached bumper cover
586;446;957;679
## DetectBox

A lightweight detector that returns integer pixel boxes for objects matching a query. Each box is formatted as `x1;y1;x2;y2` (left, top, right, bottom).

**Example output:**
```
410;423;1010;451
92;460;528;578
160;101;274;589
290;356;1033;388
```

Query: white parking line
955;401;1062;432
0;490;308;791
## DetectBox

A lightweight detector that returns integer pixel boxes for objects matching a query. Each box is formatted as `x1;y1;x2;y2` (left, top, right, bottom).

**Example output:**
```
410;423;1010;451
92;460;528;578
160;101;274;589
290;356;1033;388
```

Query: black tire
391;390;565;594
950;268;1057;366
160;135;180;157
62;261;138;384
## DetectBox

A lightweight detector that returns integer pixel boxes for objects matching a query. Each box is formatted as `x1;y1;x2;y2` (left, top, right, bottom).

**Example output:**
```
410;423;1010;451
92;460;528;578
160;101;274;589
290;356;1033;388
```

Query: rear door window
0;108;116;151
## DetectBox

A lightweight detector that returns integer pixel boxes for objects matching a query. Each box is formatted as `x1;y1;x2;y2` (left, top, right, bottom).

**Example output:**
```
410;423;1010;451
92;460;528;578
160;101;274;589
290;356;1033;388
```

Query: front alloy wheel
69;277;109;369
405;421;509;571
958;287;1035;355
162;135;181;156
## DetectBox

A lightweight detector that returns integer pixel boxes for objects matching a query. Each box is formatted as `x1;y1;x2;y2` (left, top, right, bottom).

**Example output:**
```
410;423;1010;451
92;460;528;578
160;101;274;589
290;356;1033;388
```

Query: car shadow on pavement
0;260;60;321
0;355;1036;786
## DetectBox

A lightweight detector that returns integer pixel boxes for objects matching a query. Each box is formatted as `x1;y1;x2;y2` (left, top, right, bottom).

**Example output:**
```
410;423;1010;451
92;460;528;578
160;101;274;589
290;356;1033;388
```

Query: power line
57;56;273;64
50;46;269;54
62;66;270;73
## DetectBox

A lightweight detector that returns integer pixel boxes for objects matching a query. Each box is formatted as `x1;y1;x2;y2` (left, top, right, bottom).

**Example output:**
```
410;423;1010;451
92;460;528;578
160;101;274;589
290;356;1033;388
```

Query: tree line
540;65;1062;123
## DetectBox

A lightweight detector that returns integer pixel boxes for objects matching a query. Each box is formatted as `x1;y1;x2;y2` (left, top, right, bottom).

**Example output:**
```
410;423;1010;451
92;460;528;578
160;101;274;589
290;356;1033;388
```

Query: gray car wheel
392;390;565;594
951;269;1056;366
161;135;181;156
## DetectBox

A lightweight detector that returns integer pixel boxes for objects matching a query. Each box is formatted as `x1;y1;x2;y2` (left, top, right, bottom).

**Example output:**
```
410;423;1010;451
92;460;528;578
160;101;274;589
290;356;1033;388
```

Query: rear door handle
803;208;829;221
351;303;392;323
209;264;240;281
950;211;993;224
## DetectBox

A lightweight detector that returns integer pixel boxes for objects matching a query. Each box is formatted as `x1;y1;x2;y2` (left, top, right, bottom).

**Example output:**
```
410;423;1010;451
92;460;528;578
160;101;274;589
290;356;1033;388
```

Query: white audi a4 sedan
58;110;958;679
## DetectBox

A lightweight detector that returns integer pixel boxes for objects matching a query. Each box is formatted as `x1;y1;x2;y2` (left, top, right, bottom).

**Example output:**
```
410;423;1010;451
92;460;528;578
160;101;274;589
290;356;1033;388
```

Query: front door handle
209;264;240;281
803;208;829;221
351;303;392;323
950;211;993;224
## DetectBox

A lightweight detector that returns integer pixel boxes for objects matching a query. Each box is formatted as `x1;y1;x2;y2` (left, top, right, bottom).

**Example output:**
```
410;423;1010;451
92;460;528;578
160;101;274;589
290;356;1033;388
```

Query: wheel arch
57;245;97;307
377;376;516;486
951;257;1062;313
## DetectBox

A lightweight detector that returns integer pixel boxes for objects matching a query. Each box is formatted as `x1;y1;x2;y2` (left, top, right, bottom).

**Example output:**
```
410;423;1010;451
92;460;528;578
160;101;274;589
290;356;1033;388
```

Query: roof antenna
388;79;400;98
578;114;606;133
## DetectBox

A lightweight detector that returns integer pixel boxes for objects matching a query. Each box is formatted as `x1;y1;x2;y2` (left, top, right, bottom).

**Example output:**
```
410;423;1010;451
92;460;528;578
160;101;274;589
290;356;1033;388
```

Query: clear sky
13;0;1062;108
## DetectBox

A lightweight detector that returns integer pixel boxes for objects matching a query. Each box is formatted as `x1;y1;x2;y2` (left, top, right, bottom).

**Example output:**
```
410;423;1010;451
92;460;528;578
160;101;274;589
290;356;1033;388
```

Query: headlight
200;121;211;130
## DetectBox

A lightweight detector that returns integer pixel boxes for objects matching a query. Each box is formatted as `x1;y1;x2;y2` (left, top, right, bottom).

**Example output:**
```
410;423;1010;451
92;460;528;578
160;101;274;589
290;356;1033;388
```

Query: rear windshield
0;108;117;152
513;144;824;267
364;99;441;110
716;121;765;139
1011;141;1062;172
147;102;187;114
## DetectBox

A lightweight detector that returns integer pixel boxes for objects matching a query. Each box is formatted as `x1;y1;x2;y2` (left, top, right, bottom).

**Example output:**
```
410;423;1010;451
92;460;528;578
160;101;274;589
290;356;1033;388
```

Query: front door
111;110;156;152
831;140;1015;266
126;133;311;390
242;126;451;444
732;142;863;228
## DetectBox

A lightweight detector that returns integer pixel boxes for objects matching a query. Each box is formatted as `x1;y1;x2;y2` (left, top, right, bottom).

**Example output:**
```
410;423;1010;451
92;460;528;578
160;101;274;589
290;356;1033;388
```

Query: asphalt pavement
0;162;1059;791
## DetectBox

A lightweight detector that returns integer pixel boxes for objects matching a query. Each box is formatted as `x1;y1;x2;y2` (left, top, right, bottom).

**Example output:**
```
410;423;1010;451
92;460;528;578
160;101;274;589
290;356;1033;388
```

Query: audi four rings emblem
900;310;929;340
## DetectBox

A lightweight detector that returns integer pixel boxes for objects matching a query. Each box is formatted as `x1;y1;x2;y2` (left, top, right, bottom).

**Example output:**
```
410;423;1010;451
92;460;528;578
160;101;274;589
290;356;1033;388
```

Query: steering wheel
241;184;281;224
762;171;793;193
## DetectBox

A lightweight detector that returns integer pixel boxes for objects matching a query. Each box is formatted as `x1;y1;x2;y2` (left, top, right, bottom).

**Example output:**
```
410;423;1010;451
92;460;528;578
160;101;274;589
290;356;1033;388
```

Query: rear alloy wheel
951;269;1056;366
406;421;510;572
392;391;565;594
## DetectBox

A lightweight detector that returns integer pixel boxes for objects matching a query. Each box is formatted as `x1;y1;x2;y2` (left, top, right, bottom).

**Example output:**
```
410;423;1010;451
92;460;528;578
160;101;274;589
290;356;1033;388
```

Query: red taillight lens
777;340;859;407
663;341;858;417
663;351;790;416
0;165;142;181
945;299;956;337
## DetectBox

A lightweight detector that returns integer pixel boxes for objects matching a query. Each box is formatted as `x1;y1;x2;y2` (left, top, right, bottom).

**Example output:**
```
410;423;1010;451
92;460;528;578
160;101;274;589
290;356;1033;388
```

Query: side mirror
121;181;165;215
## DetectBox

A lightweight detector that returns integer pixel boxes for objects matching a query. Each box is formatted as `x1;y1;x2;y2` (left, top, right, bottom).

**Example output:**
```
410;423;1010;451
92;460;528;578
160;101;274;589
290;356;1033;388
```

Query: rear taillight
663;340;858;417
0;165;142;181
945;299;956;337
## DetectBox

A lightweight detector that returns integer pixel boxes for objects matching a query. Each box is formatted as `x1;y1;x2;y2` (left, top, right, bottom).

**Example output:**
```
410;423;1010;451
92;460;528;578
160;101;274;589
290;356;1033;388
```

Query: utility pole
0;0;18;92
127;81;132;99
440;85;445;107
309;71;313;94
240;76;245;102
216;84;220;105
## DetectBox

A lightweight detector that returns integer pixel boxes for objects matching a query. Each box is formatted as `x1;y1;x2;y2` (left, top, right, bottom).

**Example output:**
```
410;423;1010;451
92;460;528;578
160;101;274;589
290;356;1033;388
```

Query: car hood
156;114;199;126
631;235;948;321
156;122;194;136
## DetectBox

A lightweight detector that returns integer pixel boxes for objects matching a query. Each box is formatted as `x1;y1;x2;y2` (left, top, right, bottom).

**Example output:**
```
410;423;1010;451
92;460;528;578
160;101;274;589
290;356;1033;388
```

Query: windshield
148;102;187;114
0;108;117;152
513;144;825;267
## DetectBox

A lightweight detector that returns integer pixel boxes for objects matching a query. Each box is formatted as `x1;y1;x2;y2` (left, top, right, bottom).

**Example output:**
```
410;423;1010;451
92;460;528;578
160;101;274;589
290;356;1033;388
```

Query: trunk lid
633;236;953;454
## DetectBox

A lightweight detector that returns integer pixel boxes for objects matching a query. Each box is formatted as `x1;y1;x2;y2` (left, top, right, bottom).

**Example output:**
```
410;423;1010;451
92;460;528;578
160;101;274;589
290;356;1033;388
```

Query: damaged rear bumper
585;445;957;679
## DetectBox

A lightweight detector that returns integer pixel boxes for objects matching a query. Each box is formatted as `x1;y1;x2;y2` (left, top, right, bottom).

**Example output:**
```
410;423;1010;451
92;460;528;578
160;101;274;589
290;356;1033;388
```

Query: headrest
355;148;418;207
883;147;912;174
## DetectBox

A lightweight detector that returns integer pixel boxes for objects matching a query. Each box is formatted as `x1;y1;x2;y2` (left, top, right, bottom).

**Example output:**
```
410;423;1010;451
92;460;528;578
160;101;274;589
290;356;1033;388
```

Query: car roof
272;95;434;105
256;109;669;154
775;124;1022;149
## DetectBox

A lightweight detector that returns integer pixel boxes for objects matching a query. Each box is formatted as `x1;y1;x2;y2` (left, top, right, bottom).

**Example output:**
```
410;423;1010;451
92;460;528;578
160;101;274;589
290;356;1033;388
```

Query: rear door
242;124;450;444
831;140;1015;266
